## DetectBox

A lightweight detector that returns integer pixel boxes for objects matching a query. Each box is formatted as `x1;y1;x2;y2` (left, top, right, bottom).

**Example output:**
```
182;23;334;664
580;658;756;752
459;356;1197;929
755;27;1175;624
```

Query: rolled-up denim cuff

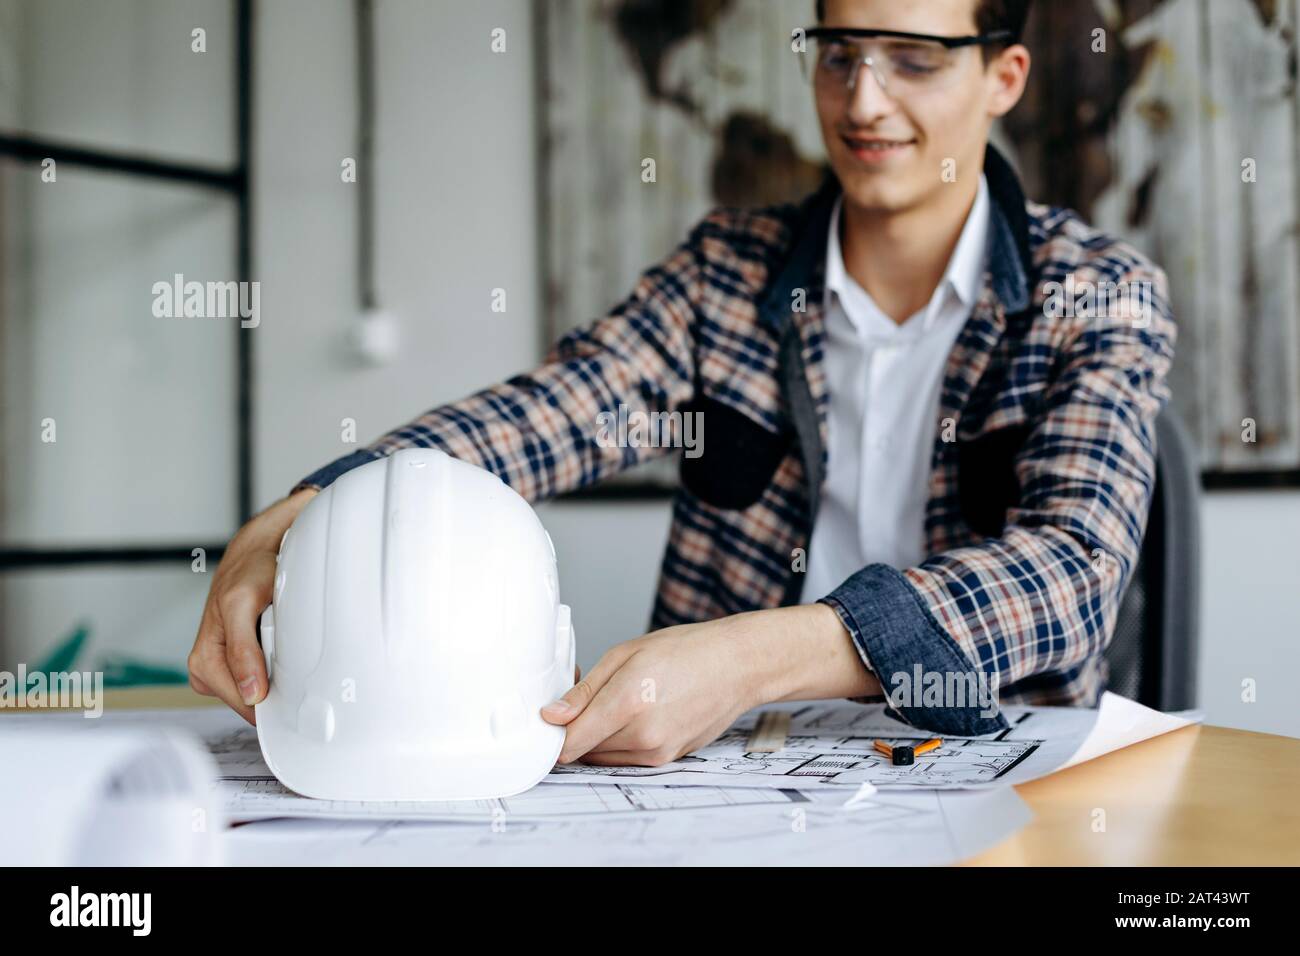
819;563;1008;736
292;449;383;495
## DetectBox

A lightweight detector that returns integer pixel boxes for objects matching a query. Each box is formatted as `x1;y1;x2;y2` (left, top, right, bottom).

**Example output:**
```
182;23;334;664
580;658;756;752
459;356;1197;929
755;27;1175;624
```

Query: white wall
1199;492;1300;738
535;500;675;670
253;0;542;501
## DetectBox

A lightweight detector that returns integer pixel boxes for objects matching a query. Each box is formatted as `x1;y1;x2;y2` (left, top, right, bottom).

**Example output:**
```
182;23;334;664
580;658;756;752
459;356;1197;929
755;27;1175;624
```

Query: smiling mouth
842;136;916;160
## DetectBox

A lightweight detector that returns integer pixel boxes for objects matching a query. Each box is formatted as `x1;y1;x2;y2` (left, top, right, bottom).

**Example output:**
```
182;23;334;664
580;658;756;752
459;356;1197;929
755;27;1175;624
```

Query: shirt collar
824;174;990;336
946;173;991;309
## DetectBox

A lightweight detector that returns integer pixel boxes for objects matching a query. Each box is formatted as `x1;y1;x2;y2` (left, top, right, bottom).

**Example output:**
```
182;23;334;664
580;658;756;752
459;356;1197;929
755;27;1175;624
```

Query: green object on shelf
29;623;188;687
33;624;90;674
99;655;188;687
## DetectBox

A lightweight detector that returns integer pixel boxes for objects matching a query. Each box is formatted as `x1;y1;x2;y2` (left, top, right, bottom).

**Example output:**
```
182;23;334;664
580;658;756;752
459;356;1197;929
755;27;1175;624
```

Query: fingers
221;587;270;708
188;551;275;727
578;749;677;768
541;643;630;725
188;671;213;696
189;500;302;726
584;720;660;754
541;677;595;726
556;670;646;764
188;617;256;726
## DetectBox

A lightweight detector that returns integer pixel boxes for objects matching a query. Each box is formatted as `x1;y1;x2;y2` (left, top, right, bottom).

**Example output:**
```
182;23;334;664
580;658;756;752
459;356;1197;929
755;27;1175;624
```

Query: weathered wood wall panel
1086;0;1300;475
540;0;824;342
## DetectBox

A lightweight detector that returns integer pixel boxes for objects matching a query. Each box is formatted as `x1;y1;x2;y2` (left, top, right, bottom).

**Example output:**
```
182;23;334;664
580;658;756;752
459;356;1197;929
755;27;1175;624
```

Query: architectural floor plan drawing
547;729;1041;789
543;700;1056;789
192;710;824;822
221;788;1032;866
218;774;817;823
544;695;1199;790
0;705;1037;865
6;694;1199;865
6;692;1197;805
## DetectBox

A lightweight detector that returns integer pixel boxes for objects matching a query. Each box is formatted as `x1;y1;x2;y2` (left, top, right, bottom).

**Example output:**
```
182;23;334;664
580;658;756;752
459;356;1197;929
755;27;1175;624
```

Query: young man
190;0;1174;768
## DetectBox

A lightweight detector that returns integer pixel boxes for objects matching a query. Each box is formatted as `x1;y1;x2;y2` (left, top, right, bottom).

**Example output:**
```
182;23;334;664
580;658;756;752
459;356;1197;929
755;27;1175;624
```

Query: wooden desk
85;684;221;711
16;687;1300;865
967;723;1300;865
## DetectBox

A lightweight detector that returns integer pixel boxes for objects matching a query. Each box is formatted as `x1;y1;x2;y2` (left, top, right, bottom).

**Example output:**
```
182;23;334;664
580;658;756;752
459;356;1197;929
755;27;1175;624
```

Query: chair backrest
1105;409;1200;710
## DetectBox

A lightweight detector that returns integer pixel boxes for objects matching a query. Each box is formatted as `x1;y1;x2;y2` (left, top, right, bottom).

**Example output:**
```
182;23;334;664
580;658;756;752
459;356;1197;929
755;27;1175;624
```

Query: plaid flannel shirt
299;146;1175;735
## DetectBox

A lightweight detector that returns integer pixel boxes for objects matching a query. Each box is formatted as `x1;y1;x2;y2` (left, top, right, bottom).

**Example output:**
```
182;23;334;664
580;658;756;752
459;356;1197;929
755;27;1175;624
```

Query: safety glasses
799;27;1014;99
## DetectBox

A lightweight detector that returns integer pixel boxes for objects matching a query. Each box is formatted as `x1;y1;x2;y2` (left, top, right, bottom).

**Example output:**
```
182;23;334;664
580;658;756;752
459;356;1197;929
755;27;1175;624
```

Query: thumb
541;677;595;725
542;644;632;724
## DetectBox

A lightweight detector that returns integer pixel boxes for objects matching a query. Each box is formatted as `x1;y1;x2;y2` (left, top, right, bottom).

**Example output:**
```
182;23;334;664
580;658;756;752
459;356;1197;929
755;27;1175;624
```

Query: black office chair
1104;409;1200;710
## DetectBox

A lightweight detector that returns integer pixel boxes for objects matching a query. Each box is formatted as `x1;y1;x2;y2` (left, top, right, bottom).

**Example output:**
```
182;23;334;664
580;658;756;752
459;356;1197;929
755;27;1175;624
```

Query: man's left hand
540;603;875;766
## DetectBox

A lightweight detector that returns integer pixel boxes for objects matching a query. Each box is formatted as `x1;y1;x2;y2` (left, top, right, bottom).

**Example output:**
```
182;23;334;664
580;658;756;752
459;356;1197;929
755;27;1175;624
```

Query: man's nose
846;59;897;124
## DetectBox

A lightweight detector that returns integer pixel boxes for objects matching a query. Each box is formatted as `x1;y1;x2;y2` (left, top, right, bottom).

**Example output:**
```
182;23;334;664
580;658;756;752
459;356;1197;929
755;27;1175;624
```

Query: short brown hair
815;0;1032;47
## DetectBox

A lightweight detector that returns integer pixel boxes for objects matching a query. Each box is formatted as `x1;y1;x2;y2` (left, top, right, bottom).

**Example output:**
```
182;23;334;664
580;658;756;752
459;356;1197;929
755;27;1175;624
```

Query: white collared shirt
799;175;990;604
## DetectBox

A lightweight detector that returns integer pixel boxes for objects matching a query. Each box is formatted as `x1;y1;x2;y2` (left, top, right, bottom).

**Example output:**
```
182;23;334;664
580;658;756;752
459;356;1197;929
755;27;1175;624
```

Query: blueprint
0;706;852;822
4;691;1200;811
193;700;1034;797
89;708;816;823
549;727;1040;789
544;693;1200;790
220;775;816;823
1;705;1035;865
199;715;822;822
221;787;1032;866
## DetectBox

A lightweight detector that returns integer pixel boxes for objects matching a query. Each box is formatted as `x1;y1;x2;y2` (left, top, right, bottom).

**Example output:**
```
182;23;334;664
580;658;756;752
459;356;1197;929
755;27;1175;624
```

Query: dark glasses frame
802;27;1016;48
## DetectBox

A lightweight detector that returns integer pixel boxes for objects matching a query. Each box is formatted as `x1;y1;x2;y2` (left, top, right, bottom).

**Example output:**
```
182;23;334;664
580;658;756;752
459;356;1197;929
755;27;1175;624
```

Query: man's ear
986;44;1031;119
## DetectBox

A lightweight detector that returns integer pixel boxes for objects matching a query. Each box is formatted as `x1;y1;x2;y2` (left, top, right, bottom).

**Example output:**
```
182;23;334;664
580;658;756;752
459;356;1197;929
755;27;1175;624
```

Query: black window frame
0;0;253;572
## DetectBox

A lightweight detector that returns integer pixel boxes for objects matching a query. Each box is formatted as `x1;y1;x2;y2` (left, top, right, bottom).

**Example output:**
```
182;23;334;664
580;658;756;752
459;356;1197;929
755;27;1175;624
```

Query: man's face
814;0;1014;215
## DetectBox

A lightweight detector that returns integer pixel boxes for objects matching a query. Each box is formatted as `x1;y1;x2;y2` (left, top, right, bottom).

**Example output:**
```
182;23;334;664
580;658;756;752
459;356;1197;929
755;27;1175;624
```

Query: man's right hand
188;487;318;725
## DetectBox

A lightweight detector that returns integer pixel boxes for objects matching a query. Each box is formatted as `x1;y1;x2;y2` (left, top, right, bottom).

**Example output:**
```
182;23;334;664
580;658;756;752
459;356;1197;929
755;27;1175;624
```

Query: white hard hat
255;448;575;801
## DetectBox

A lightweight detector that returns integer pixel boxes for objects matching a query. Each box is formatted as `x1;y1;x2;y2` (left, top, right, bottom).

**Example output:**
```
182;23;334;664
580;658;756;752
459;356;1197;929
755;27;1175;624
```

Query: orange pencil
874;738;942;766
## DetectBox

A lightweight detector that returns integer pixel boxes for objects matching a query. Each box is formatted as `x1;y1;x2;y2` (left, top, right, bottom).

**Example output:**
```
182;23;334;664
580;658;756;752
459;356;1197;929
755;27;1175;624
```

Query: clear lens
804;37;965;97
881;39;952;77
